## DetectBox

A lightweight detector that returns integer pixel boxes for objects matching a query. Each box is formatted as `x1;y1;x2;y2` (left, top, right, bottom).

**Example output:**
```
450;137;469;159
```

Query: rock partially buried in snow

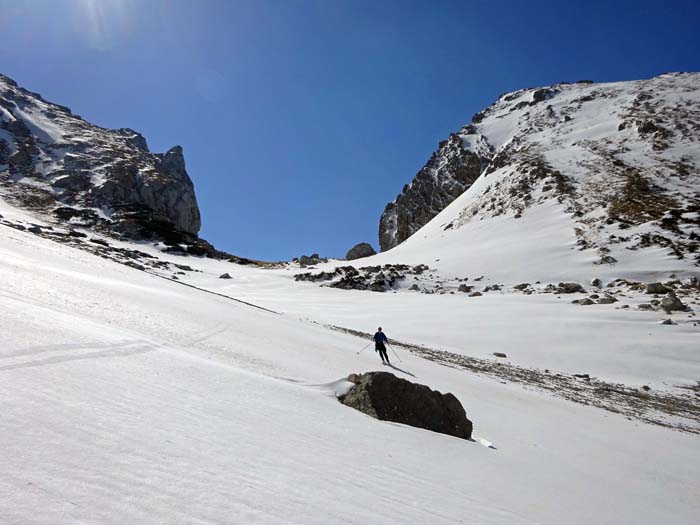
597;295;617;304
345;242;377;260
493;352;507;358
339;372;473;440
646;282;670;295
661;293;686;313
557;282;585;294
219;273;232;279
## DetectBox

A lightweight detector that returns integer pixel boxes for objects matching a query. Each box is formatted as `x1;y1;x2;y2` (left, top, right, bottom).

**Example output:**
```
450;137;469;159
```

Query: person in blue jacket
373;327;390;365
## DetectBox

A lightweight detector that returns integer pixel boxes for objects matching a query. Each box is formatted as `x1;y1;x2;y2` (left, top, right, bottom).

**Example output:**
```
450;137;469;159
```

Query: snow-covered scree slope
380;73;700;272
2;203;700;524
0;73;201;239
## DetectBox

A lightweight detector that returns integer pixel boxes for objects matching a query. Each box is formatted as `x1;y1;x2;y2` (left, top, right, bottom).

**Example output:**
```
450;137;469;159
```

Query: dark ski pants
376;343;389;363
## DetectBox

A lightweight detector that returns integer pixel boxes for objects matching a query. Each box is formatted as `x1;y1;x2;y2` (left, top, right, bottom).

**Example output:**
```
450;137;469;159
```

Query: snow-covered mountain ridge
380;73;700;271
0;73;209;253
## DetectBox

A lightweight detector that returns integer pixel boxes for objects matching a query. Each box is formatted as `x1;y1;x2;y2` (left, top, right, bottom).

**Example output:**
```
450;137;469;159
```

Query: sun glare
74;0;131;50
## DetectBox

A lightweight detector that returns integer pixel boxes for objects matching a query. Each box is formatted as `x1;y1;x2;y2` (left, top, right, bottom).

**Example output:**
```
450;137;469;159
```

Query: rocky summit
0;73;201;243
379;73;700;257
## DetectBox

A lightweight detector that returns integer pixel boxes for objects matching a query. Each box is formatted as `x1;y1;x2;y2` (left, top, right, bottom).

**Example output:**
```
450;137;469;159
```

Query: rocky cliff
0;73;201;242
379;73;700;255
379;130;492;251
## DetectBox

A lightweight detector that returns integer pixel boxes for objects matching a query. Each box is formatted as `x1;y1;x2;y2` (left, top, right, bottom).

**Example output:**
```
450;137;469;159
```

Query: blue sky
1;0;699;260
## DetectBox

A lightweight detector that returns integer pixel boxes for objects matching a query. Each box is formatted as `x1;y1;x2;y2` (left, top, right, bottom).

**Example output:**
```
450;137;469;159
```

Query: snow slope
1;200;699;524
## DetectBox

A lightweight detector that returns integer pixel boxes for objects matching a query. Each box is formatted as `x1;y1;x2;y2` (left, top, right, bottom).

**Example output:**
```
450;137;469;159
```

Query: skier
373;327;390;365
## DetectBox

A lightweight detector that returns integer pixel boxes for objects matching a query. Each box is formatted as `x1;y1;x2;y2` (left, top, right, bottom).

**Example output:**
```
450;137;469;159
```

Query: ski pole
356;342;372;355
387;343;403;363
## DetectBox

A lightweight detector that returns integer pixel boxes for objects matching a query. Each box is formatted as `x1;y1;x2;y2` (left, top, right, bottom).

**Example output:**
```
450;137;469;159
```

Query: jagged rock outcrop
346;242;376;260
379;131;492;251
0;73;201;241
339;371;473;440
293;253;328;267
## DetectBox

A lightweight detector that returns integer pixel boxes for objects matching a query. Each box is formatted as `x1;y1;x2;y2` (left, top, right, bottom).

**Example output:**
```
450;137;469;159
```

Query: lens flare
73;0;131;51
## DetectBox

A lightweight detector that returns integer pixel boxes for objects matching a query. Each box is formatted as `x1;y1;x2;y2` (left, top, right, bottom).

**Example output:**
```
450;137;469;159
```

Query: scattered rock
338;372;473;440
125;261;146;271
412;264;429;274
574;373;591;381
660;318;676;325
90;238;110;247
579;298;595;305
27;225;43;234
346;242;376;261
661;293;686;312
597;295;617;304
646;282;670;295
530;88;557;104
219;273;232;279
638;303;653;310
295;263;419;292
591;278;602;288
457;284;473;293
513;283;529;290
468;291;482;297
556;282;585;293
493;352;507;358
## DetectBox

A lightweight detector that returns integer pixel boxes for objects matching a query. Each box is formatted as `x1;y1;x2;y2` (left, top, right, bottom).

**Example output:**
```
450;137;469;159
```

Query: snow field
1;208;699;524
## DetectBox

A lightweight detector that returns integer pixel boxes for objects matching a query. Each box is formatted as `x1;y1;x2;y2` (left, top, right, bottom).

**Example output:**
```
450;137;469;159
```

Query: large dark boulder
346;242;376;260
339;372;472;440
